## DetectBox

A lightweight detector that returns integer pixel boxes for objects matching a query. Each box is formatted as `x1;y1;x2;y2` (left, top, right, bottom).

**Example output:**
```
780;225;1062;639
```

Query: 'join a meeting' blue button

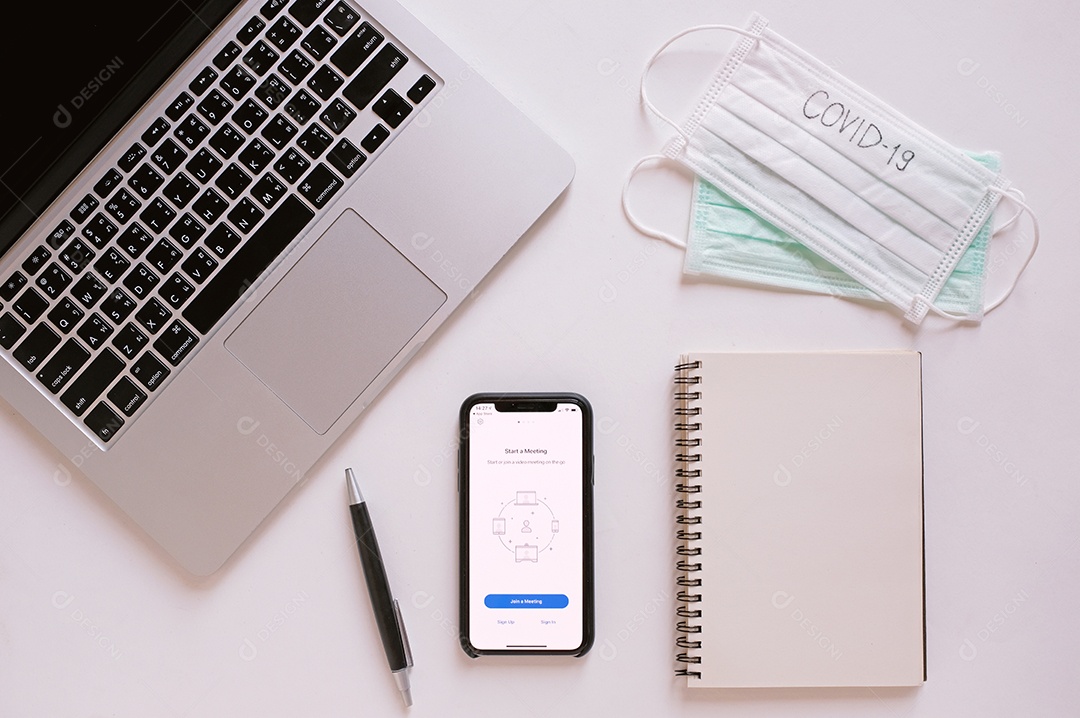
484;594;569;609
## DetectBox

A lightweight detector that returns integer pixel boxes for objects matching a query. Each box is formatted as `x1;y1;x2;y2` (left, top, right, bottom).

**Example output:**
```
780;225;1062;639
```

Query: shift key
61;349;125;416
342;44;407;110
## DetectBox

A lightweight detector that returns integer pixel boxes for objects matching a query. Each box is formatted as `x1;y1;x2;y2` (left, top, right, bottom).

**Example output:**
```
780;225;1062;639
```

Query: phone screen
463;397;591;653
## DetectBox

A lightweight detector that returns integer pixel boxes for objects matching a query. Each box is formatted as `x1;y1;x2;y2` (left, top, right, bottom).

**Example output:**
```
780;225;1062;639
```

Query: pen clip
393;598;414;668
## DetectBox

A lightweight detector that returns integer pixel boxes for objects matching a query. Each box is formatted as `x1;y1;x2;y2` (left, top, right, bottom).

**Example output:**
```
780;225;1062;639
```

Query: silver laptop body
0;0;573;574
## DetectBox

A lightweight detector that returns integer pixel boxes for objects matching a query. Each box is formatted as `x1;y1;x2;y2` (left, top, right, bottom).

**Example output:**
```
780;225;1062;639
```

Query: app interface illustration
468;402;584;650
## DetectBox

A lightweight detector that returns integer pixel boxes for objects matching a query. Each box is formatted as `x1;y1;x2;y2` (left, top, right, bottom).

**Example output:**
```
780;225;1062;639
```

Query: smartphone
459;393;594;656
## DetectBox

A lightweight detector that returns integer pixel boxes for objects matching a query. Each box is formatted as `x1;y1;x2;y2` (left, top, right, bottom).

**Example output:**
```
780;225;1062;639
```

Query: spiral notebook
674;351;925;687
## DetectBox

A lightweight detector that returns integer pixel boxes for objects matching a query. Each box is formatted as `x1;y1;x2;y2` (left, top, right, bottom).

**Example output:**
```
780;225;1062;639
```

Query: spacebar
183;196;315;335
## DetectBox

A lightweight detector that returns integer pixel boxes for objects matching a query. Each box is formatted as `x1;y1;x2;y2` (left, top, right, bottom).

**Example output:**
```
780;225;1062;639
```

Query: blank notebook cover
674;351;925;687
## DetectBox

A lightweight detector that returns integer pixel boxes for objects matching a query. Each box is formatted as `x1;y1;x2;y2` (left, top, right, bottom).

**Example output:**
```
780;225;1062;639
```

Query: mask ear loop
984;187;1040;313
621;155;688;249
625;24;763;249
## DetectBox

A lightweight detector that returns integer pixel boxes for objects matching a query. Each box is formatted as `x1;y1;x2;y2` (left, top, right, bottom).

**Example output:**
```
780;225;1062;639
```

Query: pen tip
402;688;413;707
346;468;364;504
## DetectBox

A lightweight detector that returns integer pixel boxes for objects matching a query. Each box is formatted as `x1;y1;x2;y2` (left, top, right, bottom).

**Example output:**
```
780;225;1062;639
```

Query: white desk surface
3;0;1077;715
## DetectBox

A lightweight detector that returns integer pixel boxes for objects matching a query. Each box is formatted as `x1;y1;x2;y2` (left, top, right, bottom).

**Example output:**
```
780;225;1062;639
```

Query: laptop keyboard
0;0;440;445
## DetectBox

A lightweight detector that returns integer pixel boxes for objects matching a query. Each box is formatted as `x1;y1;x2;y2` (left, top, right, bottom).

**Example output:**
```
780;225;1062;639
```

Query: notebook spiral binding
674;359;703;678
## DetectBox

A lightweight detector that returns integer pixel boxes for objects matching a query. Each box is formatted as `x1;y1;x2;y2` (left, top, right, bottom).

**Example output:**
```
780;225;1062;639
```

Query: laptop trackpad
225;209;446;434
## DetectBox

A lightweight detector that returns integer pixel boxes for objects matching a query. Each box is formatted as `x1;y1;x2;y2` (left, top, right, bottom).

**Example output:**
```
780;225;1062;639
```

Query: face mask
687;153;1000;318
623;15;1039;324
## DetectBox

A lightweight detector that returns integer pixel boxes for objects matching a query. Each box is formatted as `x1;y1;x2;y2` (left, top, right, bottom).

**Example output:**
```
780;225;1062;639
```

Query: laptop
0;0;573;574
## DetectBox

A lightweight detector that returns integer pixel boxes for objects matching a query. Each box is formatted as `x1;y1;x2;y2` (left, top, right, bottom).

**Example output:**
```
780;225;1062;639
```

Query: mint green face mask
685;153;999;317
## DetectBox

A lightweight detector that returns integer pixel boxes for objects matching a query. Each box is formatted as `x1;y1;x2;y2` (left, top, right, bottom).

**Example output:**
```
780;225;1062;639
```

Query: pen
347;468;414;707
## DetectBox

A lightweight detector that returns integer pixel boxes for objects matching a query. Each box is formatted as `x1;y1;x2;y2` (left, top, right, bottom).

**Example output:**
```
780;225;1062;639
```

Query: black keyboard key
124;264;161;302
36;338;90;394
108;377;147;417
243;40;280;77
61;349;124;414
82;213;119;248
297;123;333;158
266;16;302;51
160;273;195;310
77;313;113;350
261;0;288;20
61;349;124;415
373;89;411;128
228;198;265;234
298;163;342;210
14;287;49;322
163;173;199;209
72;273;107;308
85;403;124;442
35;263;72;299
213;41;242;71
128;163;165;199
141;117;171;147
151;139;188;174
407;74;437;104
274;148;309;183
118;143;146;173
206;224;242;258
251;172;287;209
174;114;211;149
46;220;77;250
70;194;99;223
14;323;60;371
0;312;26;350
234;98;270;134
100;288;137;324
221;64;257;100
118;224;154;259
104;188;142;224
261;113;297;149
94;249;130;284
93;169;123;199
112;323;148;359
302;25;337;60
239;138;276;174
188;148;224;184
328;138;365;178
237;15;266;45
209;123;245;158
344;44;407;110
320;97;356;133
189;66;219;96
361;123;389;153
22;245;51;275
279;50;315;85
331;23;384;76
59;239;95;274
284;89;321;124
169;213;206;248
215;163;252;199
155;319;199;366
2;271;27;301
147;238;184;273
183;196;314;334
139;198;177;234
306;65;342;100
131;351;170;392
47;298;84;334
256;74;292;109
193;189;229;224
197;89;234;126
166;92;194;122
135;296;171;334
182;248;218;284
324;1;359;36
289;0;331;26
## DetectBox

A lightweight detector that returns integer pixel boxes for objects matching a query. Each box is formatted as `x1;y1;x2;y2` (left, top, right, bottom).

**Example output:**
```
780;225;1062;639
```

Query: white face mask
624;15;1038;324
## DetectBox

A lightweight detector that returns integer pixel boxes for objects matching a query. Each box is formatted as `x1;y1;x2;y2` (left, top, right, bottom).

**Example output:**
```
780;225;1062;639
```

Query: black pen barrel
350;501;409;671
